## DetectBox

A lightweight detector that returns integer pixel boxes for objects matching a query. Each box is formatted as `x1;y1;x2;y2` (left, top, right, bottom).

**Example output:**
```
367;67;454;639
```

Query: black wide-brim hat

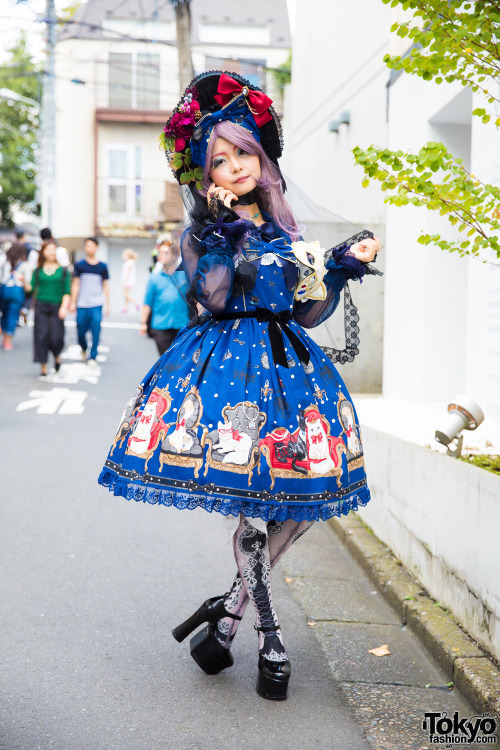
163;70;284;184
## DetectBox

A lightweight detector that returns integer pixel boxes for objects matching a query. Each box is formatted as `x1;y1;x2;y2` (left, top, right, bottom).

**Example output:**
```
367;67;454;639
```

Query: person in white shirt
0;242;31;350
121;249;139;313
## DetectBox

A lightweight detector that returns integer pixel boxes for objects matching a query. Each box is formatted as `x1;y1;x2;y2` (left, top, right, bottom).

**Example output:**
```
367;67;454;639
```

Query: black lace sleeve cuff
326;230;382;281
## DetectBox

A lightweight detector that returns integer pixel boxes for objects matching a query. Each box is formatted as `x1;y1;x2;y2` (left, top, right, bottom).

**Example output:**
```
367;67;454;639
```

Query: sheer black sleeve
180;229;235;313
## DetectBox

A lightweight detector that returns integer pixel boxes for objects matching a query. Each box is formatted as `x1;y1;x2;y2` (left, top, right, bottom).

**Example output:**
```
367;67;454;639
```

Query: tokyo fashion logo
423;711;498;745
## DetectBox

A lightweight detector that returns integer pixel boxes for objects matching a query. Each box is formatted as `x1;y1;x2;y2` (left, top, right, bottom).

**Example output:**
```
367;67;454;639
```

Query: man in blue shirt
139;246;189;356
70;237;109;366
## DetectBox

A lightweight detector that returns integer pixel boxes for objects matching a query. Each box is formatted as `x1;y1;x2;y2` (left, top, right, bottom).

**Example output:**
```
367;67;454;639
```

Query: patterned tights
214;516;314;662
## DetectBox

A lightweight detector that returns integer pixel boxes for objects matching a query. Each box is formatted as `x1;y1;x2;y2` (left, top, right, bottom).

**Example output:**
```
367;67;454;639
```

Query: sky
1;0;67;63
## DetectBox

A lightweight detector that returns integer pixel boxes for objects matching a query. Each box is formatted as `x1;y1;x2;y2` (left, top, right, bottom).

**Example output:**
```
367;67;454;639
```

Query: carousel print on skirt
98;70;382;701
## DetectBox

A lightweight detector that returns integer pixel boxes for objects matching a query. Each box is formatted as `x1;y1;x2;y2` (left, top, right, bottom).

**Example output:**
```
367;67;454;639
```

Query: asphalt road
0;315;372;750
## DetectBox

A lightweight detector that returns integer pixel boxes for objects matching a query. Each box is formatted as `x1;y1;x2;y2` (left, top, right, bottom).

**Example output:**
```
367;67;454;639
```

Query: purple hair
201;121;301;241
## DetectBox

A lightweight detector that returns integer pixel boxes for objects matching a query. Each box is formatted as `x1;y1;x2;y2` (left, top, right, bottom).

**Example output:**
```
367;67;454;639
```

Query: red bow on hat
214;73;273;127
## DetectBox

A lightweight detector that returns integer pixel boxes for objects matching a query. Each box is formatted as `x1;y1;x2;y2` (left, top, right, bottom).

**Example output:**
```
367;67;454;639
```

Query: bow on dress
213;307;310;369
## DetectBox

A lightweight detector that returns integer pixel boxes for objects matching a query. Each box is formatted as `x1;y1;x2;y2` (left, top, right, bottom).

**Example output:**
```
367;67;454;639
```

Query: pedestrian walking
0;242;31;351
120;249;139;313
98;72;381;700
32;240;71;378
15;228;36;326
70;237;109;367
139;241;189;356
39;228;71;268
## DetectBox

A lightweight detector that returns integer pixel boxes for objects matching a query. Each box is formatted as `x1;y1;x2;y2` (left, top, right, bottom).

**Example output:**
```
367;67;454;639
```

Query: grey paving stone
287;575;401;626
341;682;495;750
313;620;452;687
281;522;367;580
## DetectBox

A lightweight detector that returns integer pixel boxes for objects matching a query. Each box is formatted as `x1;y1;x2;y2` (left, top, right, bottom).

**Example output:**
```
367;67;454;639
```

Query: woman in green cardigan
32;240;71;378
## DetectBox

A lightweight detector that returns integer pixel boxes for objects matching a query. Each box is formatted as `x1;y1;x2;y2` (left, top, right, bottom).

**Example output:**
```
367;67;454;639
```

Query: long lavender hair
201;121;301;241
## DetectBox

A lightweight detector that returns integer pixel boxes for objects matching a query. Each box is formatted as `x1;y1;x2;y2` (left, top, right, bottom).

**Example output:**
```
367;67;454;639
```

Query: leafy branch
382;0;500;124
353;1;500;260
353;142;500;258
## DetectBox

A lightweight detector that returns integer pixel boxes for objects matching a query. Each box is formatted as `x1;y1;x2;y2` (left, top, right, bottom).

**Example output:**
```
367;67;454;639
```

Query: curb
328;513;500;715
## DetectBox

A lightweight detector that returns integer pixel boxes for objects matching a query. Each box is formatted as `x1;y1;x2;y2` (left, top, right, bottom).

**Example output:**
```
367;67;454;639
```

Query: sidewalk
280;519;500;749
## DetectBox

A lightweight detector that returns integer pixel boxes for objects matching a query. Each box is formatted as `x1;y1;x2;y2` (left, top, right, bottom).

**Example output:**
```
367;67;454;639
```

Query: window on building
109;53;132;108
204;56;266;89
106;146;143;217
108;52;160;109
137;54;160;109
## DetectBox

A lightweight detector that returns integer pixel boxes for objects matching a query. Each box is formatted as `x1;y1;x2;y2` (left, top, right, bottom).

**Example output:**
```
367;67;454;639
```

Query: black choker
235;189;257;206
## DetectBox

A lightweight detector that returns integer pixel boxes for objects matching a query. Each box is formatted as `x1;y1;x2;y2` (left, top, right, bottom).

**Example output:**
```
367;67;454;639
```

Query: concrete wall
383;73;500;413
282;0;394;392
54;39;103;239
357;425;500;662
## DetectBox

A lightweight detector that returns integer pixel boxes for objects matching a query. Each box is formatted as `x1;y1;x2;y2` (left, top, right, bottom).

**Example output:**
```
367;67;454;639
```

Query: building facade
52;0;290;273
282;0;406;392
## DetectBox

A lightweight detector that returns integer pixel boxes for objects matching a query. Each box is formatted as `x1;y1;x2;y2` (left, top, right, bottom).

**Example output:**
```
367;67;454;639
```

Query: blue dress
98;217;371;523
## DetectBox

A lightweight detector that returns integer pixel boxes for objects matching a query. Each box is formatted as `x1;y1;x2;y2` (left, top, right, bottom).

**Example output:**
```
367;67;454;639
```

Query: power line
2;14;291;75
57;16;291;73
59;17;172;46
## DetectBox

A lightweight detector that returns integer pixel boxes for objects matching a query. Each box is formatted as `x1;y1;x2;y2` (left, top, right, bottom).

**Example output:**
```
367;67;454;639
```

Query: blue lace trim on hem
97;468;370;523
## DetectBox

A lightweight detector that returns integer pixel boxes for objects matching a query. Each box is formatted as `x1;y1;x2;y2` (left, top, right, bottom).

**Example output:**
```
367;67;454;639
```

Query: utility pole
171;0;194;95
40;0;57;229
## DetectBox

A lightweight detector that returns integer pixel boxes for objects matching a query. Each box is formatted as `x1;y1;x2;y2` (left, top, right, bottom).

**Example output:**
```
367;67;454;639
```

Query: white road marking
102;321;140;330
16;342;109;415
27;320;139;330
60;344;85;361
16;388;88;415
50;363;101;385
61;344;109;361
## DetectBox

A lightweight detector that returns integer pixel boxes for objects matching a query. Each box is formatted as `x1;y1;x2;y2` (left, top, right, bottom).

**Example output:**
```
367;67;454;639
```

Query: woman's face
208;136;261;197
43;243;57;263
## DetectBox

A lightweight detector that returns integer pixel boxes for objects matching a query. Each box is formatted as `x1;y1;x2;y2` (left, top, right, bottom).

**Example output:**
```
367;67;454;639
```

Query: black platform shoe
255;625;291;701
172;596;241;643
172;596;242;675
189;623;234;675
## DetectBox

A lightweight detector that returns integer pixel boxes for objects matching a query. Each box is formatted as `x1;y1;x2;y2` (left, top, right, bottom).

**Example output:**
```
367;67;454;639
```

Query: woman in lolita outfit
98;71;381;700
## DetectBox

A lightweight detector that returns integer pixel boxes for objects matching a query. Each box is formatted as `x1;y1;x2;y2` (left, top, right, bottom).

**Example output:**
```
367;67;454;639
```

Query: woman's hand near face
208;182;238;208
350;236;381;263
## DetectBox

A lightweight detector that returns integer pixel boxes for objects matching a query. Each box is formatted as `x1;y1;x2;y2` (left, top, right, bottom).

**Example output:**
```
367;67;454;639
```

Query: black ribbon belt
211;308;310;369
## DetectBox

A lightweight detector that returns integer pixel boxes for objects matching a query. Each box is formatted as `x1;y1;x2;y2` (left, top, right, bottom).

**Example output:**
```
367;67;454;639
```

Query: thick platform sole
190;624;234;675
256;670;289;700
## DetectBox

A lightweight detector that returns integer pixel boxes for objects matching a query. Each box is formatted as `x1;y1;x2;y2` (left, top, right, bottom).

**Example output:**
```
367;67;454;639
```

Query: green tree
57;2;82;28
353;0;500;259
272;51;292;90
0;34;41;227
